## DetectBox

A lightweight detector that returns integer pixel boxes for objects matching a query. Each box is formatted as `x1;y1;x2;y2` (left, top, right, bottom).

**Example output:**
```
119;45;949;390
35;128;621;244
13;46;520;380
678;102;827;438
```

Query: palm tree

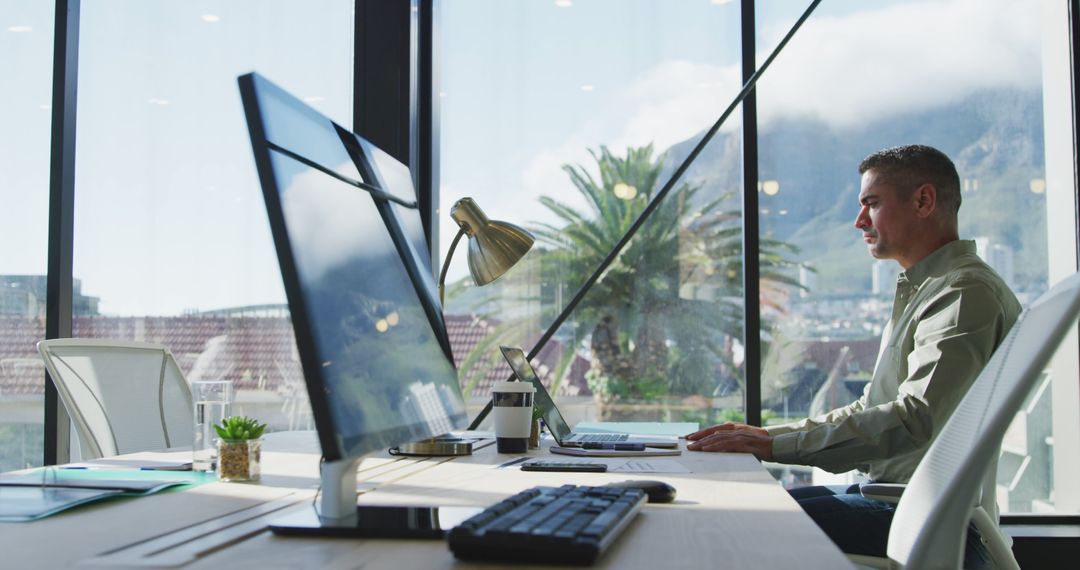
532;144;805;404
447;144;807;416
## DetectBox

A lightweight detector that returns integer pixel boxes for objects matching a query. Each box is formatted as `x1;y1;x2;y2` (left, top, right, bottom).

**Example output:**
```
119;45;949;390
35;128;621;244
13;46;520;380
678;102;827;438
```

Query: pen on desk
496;457;530;469
581;442;646;451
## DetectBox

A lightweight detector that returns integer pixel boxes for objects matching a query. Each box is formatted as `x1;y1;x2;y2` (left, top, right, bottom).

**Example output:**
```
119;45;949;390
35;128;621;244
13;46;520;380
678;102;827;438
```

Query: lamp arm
438;227;468;305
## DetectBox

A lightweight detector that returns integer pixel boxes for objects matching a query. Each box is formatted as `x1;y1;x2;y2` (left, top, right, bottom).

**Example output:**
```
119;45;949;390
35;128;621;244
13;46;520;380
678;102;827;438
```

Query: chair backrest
888;271;1080;569
37;339;194;459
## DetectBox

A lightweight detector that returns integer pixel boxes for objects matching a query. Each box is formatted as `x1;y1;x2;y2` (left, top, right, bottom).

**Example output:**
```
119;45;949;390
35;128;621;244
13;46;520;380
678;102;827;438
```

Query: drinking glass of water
192;380;233;472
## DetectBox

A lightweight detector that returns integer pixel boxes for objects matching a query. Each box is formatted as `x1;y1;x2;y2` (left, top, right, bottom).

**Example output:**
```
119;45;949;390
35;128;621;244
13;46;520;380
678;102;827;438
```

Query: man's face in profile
853;169;920;264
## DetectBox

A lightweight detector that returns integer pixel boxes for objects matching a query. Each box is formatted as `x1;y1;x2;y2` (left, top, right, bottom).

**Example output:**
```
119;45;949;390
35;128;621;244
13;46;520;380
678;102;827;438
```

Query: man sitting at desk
686;144;1021;566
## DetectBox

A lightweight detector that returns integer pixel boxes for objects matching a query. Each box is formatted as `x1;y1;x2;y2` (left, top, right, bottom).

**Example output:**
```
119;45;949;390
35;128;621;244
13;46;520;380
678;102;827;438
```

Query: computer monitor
238;72;472;531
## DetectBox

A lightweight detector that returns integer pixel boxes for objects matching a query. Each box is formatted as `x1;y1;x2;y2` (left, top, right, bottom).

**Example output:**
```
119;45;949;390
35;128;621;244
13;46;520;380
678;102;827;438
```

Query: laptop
499;346;678;449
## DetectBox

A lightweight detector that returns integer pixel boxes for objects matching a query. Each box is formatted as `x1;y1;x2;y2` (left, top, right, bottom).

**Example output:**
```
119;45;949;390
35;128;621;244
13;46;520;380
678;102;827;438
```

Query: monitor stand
268;457;481;538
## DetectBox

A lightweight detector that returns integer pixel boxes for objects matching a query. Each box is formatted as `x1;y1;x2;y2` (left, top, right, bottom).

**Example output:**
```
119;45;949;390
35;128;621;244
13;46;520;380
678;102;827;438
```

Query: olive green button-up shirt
766;240;1021;483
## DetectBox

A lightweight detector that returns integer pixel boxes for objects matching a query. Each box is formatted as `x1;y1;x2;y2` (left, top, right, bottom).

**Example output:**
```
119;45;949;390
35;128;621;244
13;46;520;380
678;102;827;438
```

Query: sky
0;0;1044;316
438;0;1041;269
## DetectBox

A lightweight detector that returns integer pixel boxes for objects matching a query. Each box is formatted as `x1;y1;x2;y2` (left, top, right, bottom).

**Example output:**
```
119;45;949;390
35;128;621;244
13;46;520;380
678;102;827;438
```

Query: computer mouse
604;480;677;503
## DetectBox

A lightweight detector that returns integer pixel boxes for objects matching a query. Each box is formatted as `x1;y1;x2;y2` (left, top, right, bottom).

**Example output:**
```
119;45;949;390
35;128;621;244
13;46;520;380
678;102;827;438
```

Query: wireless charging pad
390;437;474;456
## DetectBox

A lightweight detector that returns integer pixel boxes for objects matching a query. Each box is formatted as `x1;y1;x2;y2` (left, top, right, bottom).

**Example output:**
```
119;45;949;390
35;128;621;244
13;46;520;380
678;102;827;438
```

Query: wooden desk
1;432;852;569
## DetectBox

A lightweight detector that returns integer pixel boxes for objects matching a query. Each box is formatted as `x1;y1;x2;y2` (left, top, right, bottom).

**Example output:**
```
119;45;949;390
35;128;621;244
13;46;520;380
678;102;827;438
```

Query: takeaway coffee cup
491;380;536;453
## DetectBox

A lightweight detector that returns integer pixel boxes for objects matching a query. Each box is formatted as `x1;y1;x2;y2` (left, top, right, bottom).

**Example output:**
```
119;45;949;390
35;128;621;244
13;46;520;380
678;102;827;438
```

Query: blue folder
0;468;210;522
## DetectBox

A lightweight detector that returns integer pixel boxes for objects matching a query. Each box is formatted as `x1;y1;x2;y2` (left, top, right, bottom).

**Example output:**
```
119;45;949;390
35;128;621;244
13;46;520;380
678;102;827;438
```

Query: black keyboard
448;484;646;565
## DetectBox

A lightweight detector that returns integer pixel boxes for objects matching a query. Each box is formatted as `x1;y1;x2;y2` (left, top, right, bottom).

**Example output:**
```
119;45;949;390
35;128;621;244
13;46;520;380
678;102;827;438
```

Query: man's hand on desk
685;422;774;461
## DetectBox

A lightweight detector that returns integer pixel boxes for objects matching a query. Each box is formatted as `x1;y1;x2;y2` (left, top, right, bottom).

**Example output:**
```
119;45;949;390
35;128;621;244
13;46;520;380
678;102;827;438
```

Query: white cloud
757;0;1041;129
610;60;744;150
282;162;389;282
495;61;741;243
519;0;1041;200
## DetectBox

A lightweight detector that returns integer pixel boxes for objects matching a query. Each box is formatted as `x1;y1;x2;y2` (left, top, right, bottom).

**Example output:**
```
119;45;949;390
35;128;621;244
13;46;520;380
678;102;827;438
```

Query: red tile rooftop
0;314;591;399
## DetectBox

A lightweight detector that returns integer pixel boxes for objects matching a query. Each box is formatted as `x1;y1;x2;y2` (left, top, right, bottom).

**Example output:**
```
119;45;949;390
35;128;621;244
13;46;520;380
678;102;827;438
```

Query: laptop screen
498;346;573;441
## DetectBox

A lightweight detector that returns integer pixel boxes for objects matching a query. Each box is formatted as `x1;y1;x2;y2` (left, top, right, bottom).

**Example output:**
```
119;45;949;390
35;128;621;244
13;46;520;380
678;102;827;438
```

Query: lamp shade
450;198;534;286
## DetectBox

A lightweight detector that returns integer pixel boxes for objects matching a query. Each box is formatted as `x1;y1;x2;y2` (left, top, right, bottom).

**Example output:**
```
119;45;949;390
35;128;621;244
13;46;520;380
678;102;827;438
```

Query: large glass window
67;1;353;444
440;0;754;429
756;0;1077;513
0;1;53;471
14;1;1077;521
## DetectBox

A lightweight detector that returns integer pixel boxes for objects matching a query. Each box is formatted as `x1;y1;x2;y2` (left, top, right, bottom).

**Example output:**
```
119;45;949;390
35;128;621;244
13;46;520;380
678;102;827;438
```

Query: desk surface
1;432;852;569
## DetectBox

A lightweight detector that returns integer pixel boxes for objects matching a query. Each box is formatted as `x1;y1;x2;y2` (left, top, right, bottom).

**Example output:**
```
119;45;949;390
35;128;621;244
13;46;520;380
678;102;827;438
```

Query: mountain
658;87;1047;295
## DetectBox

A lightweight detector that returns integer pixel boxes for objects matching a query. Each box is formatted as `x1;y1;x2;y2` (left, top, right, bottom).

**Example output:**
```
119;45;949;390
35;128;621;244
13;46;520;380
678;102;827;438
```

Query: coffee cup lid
492;380;536;393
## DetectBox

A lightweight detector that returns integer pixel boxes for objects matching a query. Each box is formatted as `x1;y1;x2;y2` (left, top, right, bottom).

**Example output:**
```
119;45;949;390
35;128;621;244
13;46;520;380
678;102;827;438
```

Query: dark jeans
789;484;992;569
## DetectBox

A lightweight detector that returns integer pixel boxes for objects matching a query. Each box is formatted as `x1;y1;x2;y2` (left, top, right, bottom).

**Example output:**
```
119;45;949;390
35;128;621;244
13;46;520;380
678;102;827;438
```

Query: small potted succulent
214;415;267;482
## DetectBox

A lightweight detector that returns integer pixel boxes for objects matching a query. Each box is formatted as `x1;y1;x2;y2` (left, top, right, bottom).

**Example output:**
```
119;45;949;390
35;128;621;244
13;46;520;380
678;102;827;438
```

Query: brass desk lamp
437;197;534;304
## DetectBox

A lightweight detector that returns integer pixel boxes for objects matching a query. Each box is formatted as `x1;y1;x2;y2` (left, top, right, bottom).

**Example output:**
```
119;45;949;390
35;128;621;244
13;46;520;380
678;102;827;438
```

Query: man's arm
688;379;870;441
764;395;868;436
767;283;1014;473
688;282;1016;472
684;397;866;459
684;382;870;458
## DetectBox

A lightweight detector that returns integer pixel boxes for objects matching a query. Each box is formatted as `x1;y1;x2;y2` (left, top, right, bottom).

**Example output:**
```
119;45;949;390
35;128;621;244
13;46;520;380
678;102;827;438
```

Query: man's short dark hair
858;145;961;219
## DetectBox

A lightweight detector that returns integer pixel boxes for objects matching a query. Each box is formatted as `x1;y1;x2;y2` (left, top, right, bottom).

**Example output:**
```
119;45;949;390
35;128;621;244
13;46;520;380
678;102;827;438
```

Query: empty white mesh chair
37;339;194;459
849;271;1080;569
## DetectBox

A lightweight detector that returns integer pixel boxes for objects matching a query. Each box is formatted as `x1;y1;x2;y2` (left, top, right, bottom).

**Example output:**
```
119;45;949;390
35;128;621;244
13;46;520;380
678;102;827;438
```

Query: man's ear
912;183;937;218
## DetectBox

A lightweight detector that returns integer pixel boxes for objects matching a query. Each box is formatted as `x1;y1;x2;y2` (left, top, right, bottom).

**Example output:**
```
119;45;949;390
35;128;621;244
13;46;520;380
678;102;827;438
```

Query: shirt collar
899;240;976;289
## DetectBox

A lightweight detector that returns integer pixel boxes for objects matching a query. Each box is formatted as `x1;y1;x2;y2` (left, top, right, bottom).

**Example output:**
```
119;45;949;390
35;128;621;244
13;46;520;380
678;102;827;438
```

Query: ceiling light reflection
613;183;637;200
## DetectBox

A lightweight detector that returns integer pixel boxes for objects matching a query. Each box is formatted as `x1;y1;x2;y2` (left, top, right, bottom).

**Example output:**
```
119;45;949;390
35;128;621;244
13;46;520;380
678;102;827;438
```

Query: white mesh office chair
848;271;1080;569
37;339;194;459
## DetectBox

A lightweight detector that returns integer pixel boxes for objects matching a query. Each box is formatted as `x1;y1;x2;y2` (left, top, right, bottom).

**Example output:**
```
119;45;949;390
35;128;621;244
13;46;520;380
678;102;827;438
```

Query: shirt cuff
771;432;801;464
768;423;803;436
765;423;797;436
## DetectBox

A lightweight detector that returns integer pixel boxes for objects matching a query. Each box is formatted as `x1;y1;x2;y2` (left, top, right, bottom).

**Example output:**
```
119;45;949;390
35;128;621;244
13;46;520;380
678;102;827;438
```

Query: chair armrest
859;483;906;504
